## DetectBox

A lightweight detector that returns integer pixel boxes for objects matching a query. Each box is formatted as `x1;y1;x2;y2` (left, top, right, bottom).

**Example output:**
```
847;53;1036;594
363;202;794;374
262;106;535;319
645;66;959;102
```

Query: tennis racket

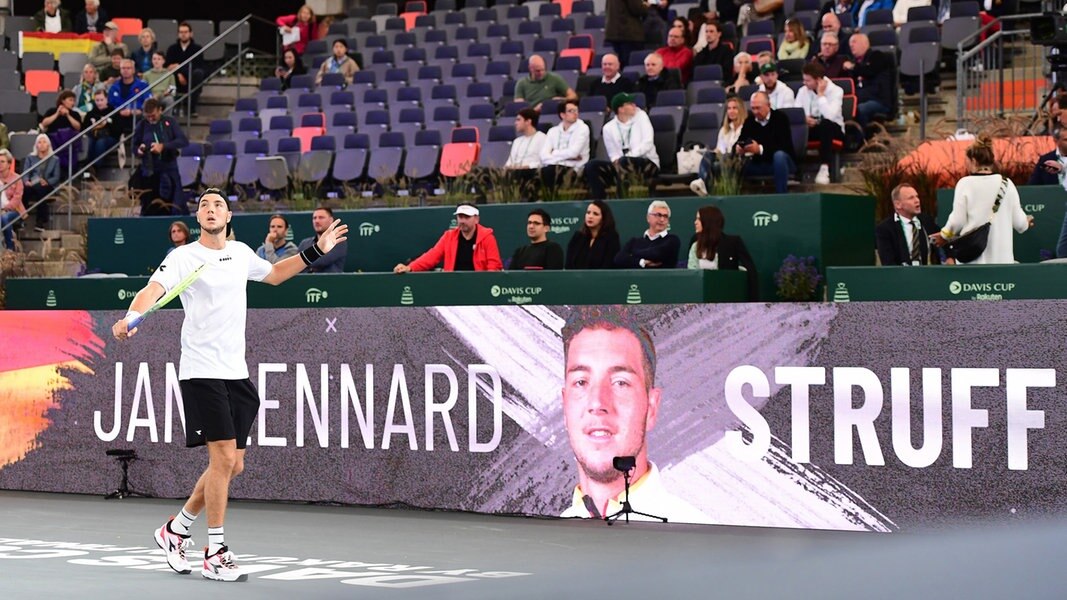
127;263;208;329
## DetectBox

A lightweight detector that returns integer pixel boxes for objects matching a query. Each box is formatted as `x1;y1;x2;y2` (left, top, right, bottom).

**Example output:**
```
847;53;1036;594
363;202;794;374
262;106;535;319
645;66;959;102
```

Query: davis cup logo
491;285;501;297
949;281;962;295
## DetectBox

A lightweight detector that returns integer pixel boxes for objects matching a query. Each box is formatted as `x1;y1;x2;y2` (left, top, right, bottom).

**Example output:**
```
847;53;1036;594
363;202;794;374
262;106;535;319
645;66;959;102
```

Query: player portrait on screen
559;306;709;523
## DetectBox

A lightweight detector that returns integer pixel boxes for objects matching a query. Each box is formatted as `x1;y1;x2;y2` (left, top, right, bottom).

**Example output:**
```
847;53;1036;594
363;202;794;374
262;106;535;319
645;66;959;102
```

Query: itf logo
626;284;642;304
305;288;329;303
752;211;779;227
832;282;850;303
46;290;57;308
113;228;125;245
359;222;380;237
400;286;414;305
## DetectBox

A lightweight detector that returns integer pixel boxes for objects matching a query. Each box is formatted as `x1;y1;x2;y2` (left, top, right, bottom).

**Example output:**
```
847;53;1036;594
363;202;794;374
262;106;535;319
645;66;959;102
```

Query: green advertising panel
826;264;1067;301
86;193;873;301
936;185;1065;263
4;270;749;310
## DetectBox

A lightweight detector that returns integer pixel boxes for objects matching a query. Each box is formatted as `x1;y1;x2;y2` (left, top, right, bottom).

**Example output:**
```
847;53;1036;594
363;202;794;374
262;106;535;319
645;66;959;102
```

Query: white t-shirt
149;240;272;380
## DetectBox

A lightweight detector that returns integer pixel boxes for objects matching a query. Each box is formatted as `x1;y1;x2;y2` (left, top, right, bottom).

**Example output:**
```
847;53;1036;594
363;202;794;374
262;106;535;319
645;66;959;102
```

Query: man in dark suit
841;33;894;127
875;183;945;266
736;91;796;193
589;53;635;106
634;52;682;109
1028;127;1067;186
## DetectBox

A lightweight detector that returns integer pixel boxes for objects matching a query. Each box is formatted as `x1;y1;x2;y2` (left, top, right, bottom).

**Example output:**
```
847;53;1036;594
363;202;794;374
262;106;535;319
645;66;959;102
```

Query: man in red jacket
394;204;503;273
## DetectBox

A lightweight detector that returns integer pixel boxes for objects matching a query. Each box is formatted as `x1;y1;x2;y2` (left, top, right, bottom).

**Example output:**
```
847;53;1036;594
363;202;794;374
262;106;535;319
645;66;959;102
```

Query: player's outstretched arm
262;218;349;285
112;281;166;340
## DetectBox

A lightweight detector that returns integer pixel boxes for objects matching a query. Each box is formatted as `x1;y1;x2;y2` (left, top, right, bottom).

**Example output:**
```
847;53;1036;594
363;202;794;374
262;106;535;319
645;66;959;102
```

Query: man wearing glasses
614;200;680;268
540;100;590;200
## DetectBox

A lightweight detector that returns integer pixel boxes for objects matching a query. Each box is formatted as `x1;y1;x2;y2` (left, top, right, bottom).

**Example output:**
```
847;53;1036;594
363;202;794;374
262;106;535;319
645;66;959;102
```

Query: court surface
1;490;1064;599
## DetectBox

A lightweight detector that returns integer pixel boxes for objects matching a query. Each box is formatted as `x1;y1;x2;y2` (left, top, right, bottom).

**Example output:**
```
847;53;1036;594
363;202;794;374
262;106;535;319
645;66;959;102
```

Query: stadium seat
440;127;480;177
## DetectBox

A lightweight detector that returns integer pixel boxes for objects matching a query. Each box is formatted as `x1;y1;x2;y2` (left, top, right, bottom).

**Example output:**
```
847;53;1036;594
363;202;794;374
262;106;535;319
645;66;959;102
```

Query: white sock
208;527;225;556
169;508;197;536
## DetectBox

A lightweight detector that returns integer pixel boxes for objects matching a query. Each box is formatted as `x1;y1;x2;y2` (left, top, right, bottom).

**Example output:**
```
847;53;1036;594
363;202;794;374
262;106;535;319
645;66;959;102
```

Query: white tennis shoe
153;519;193;574
202;546;247;582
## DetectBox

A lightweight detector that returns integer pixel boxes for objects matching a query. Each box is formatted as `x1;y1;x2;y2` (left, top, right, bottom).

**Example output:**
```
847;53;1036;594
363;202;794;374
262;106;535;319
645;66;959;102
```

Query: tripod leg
630;510;668;523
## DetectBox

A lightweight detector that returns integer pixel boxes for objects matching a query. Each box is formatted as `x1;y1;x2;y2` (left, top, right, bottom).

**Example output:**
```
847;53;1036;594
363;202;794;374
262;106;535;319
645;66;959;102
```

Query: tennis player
111;189;347;582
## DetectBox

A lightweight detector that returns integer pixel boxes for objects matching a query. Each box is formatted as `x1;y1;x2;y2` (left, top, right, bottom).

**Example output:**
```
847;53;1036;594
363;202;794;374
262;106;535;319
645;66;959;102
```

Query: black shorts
179;378;260;449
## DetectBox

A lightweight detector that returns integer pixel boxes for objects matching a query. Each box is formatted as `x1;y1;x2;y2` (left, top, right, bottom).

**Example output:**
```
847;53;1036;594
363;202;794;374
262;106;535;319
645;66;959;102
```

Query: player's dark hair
528;208;551;226
314;205;335;218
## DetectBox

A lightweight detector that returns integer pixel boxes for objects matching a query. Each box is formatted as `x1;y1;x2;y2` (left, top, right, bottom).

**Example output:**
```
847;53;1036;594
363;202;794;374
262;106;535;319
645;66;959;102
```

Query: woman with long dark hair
688;206;758;298
565;199;621;269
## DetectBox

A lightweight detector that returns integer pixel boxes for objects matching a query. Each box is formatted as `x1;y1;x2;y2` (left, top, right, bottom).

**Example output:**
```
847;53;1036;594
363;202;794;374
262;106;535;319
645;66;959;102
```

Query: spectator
298;206;349;273
590;53;635;105
84;89;118;166
644;0;671;47
726;51;753;94
737;91;796;193
0;149;26;251
74;64;103;114
820;11;851;48
394;204;503;273
40;90;83;135
688;206;758;298
812;31;849;78
132;98;188;216
855;0;893;27
514;55;578;112
275;48;307;90
1028;127;1067;187
657;27;695;85
165;22;205;117
634;52;682;109
315;39;359;86
0;122;8;152
108;59;148;135
932;137;1033;264
256;214;300;263
778;18;811;60
73;0;109;34
89;22;128;69
842;33;894;127
615;200;680;268
756;62;795;109
167;221;190;256
276;4;319;56
22;134;61;232
605;0;648;66
504;108;548;202
795;62;844;185
896;0;935;27
821;0;856;17
738;0;778;37
130;28;158;75
689;9;710;52
566;200;621;269
540;99;591;199
99;49;124;84
875;183;944;266
144;51;177;111
690;95;749;196
755;49;775;70
33;0;72;33
585;93;659;200
510;208;564;270
693;20;735;82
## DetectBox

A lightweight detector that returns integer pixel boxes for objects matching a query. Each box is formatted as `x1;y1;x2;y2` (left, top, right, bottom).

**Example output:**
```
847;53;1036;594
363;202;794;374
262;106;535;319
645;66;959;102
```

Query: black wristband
300;244;325;266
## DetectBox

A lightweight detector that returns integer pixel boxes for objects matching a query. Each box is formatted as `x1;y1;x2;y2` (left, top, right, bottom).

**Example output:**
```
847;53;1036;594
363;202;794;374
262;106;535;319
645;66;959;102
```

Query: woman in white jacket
933;136;1034;264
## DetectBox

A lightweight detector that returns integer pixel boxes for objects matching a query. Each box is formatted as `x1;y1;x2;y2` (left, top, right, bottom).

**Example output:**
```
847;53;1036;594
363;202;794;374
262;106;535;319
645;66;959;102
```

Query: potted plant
775;255;823;301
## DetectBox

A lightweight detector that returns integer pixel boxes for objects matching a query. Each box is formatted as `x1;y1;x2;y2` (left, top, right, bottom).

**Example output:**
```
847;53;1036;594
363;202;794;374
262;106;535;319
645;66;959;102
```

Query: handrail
0;14;258;236
956;13;1040;57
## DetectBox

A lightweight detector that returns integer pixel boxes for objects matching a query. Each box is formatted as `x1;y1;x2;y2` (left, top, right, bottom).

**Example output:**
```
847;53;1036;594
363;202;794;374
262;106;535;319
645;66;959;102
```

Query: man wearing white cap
394;204;503;273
